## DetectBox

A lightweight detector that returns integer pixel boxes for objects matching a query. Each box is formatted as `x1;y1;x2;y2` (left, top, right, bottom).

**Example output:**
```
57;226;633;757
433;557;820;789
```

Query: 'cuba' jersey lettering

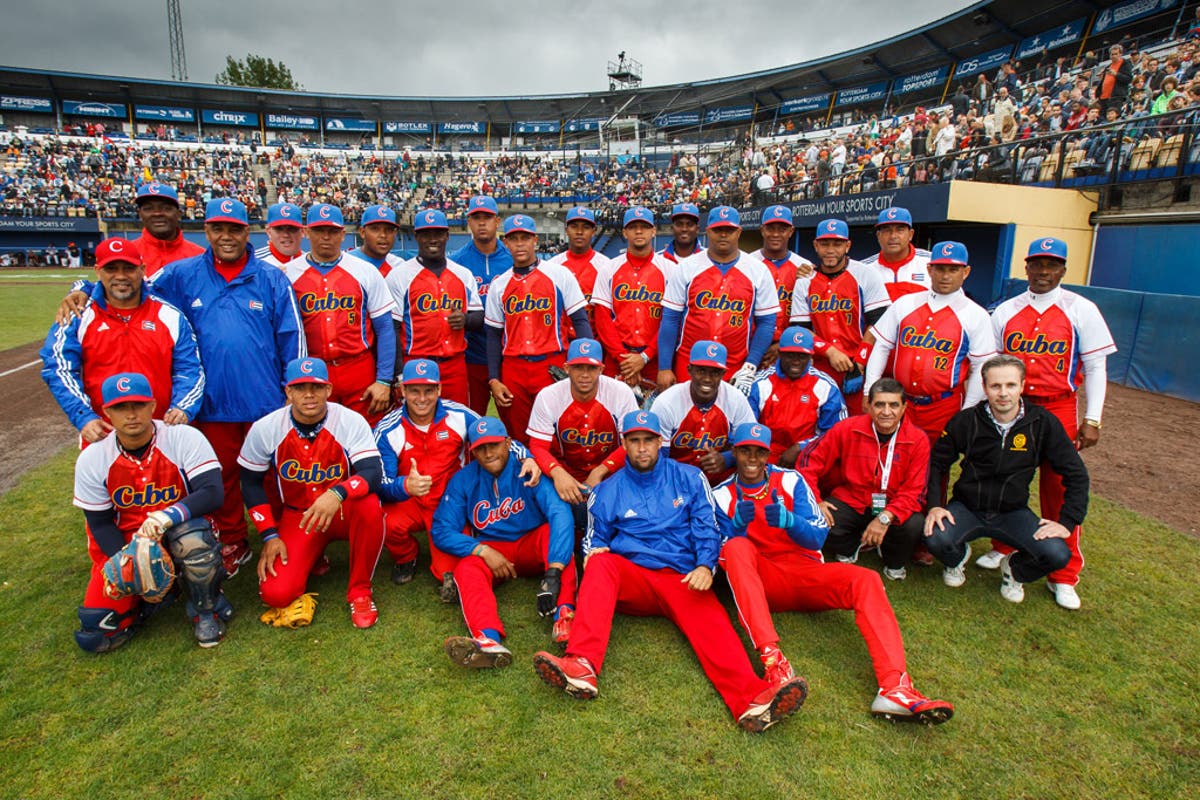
484;262;586;357
650;381;756;485
284;253;395;362
387;257;483;359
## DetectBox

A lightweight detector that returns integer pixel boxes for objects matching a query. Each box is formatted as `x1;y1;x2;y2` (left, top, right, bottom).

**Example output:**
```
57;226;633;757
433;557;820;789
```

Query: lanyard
873;426;899;492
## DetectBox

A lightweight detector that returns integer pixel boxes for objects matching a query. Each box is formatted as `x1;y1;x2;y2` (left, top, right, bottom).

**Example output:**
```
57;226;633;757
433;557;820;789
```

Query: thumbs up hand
731;484;756;531
403;459;433;498
764;490;794;530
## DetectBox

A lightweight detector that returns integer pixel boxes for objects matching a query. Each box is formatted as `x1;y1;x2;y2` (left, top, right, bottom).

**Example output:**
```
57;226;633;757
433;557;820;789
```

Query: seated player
533;411;807;733
433;417;577;668
238;357;385;629
71;372;229;651
713;423;953;724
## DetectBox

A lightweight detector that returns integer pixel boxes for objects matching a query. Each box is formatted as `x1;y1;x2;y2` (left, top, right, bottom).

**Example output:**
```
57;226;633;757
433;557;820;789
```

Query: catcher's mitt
102;537;176;602
259;592;318;628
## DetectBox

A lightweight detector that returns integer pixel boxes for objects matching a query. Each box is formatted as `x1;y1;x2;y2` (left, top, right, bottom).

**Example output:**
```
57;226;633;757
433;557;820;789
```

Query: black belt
908;390;956;406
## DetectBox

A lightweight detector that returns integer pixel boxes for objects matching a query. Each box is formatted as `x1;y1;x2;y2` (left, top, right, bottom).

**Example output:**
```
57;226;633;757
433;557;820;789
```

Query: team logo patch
941;243;955;256
425;211;436;224
706;343;719;358
751;424;764;438
672;496;684;508
115;376;132;393
319;205;332;219
718;207;730;219
1040;238;1055;251
299;359;315;374
826;221;837;232
148;182;162;195
279;205;293;217
220;199;234;214
886;208;899;220
109;239;125;252
1011;433;1028;452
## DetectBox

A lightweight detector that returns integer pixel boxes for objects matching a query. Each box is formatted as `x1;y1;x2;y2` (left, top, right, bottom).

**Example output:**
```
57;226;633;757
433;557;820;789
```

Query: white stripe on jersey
238;402;379;471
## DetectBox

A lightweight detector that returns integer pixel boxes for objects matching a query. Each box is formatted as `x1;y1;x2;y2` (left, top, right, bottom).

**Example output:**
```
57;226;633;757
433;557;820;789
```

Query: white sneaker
975;549;1004;570
998;554;1025;603
883;566;907;581
942;545;971;588
1047;581;1081;610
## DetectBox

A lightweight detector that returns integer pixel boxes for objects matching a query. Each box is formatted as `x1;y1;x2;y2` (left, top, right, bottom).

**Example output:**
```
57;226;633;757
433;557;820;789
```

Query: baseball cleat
998;554;1024;603
445;635;512;669
193;613;226;648
551;608;574;647
975;549;1004;570
533;651;598;699
871;673;954;725
437;572;459;604
390;559;416;585
220;540;252;579
1047;581;1081;610
737;676;808;733
883;566;907;581
942;544;971;588
761;645;797;687
348;594;379;629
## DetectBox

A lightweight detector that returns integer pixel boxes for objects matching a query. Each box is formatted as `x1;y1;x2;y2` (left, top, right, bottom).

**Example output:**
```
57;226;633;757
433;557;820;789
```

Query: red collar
876;244;916;270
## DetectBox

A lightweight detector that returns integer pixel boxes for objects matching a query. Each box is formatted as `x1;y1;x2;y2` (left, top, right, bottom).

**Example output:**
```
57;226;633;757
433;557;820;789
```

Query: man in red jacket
132;182;204;276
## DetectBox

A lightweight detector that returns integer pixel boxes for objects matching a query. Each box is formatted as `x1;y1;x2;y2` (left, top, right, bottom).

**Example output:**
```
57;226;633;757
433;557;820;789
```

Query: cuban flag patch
141;320;157;331
248;300;264;311
436;430;450;440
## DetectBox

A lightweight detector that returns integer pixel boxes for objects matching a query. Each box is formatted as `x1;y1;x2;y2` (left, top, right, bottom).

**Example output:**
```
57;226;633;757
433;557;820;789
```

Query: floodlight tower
168;0;188;81
606;52;642;92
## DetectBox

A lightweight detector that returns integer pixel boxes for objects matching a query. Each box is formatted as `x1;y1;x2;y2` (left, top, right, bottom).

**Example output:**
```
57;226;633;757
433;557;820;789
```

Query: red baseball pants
195;421;252;545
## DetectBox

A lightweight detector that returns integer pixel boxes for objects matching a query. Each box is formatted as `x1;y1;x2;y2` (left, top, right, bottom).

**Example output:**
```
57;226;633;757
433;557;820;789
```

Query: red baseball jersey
651;381;756;484
746;366;846;460
284;253;395;362
547;248;609;341
73;421;220;535
789;260;890;357
527;375;638;481
238;402;379;510
862;246;932;301
386;257;483;359
662;253;780;370
657;243;706;264
484;262;586;357
751;249;814;340
590;252;676;362
991;286;1116;398
712;467;823;560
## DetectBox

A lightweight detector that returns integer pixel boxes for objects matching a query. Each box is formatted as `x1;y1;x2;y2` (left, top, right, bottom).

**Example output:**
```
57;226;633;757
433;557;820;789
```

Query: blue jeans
926;501;1071;583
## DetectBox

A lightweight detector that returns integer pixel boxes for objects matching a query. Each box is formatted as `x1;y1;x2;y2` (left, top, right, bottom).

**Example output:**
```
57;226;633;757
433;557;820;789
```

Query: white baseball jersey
527;375;638;479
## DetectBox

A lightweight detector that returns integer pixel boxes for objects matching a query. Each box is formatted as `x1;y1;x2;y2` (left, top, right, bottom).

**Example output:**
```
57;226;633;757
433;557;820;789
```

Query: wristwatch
877;511;893;526
1083;419;1102;429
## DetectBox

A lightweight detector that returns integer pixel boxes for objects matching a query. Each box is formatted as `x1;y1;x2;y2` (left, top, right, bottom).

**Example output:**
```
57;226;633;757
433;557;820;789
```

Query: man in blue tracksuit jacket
433;416;576;669
532;410;808;733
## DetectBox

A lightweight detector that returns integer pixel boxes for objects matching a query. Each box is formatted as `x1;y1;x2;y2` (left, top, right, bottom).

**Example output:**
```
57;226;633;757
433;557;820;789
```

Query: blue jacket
450;239;512;365
150;245;306;422
430;448;573;565
584;454;721;573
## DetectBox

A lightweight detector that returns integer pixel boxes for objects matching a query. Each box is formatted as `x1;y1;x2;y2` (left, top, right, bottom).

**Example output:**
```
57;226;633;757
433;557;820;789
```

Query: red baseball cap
95;238;142;269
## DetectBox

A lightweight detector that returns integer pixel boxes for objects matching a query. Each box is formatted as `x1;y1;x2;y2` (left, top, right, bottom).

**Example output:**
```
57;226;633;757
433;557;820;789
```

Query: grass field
0;450;1198;799
0;275;79;350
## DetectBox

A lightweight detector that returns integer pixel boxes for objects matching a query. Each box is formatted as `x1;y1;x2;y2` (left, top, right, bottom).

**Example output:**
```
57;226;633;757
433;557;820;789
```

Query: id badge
871;493;887;515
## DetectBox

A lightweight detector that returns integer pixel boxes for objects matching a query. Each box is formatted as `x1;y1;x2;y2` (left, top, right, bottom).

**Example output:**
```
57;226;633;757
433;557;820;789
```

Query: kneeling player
72;372;230;651
433;417;577;668
713;422;953;724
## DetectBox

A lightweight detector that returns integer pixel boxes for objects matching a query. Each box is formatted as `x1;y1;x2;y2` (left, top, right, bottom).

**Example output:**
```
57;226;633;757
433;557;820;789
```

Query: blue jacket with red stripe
450;239;512;365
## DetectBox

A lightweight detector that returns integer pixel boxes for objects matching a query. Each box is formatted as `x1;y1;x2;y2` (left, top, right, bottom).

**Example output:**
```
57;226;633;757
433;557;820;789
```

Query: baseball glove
102;537;176;603
259;592;318;628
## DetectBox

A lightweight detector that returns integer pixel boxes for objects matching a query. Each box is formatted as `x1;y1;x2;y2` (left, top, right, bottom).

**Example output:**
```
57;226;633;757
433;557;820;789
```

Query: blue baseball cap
285;357;331;386
622;409;662;437
101;372;155;408
671;202;701;221
623;206;655;228
1026;237;1068;262
929;241;970;266
266;202;303;228
361;205;398;228
779;326;815;354
502;214;537;235
566;207;596;225
413;209;448;231
815;218;849;240
401;359;440;385
566;338;603;366
689;340;728;369
467;196;499;216
307;203;345;228
762;205;794;226
136;182;180;207
468;416;509;450
205;198;248;226
706;206;741;230
876;207;913;228
730;422;772;449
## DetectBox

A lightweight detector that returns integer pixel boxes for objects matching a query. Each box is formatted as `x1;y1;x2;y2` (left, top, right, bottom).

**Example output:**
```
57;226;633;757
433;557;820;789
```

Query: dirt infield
1;342;1196;534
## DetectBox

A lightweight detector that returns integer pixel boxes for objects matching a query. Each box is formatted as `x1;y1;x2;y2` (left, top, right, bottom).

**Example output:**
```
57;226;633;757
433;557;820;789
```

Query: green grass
1;450;1198;799
0;277;77;350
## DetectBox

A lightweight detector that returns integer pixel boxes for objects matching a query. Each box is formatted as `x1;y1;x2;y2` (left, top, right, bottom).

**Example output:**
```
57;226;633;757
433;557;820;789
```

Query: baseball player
862;207;932;301
713;422;953;724
485;214;592;444
591;206;676;390
239;357;386;629
284;203;396;426
865;241;997;444
656;202;705;263
72;372;228;651
130;182;204;276
532;410;807;733
42;237;204;444
745;326;845;467
982;237;1117;610
788;218;891;410
450;196;513;415
657;206;779;391
751;205;815;365
255;202;305;269
386;209;483;407
651;341;756;486
350;205;405;278
434;417;577;667
545;206;608;338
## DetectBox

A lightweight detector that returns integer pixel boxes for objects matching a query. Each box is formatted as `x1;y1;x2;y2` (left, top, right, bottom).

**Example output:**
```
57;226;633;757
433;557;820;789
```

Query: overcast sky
0;0;969;96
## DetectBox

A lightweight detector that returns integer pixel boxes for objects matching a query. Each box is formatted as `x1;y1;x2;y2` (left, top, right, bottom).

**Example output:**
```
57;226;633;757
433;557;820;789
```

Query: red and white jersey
992;286;1116;397
712;467;823;560
657;243;706;264
651;381;756;484
375;400;480;504
746;365;846;460
869;289;996;399
238;402;379;510
789;260;890;357
546;248;610;340
862;246;932;301
386;257;483;359
364;252;406;279
663;252;780;370
284;253;396;362
751;249;814;340
591;252;676;357
255;243;302;271
484;261;586;357
74;421;220;535
527;375;638;481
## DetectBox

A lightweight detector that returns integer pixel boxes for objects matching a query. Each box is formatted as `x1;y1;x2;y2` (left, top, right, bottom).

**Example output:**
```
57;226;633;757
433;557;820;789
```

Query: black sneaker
390;559;417;585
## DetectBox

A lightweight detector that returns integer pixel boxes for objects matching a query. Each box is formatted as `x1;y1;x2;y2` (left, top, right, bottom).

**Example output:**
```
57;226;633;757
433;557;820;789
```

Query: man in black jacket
924;355;1086;604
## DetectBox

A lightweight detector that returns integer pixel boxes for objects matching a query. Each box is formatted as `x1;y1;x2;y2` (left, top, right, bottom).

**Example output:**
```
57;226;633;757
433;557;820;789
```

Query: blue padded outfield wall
1090;223;1200;297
